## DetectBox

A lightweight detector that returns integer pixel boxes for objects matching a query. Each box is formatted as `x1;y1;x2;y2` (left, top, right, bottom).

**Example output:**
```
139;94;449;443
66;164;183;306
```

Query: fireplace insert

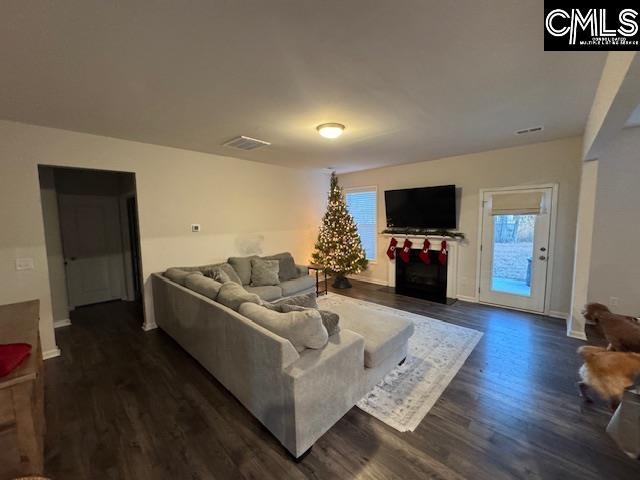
395;249;448;304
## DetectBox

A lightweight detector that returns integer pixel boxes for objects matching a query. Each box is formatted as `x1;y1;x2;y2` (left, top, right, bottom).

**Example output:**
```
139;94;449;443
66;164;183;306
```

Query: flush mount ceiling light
317;123;345;139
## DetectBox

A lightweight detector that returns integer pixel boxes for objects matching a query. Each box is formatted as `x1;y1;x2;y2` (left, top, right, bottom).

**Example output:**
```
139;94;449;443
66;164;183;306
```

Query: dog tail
577;345;606;360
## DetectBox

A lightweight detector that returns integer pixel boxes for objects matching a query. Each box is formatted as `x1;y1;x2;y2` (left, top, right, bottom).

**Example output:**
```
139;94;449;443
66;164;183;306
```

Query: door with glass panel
479;187;553;313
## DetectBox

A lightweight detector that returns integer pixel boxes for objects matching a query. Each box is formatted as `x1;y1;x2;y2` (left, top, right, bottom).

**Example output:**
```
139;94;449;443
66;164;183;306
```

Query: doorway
478;186;556;313
38;166;143;324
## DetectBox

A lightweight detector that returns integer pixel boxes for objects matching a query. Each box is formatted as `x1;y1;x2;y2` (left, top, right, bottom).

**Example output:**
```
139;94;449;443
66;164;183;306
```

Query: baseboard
347;274;388;286
456;294;478;303
567;329;587;341
43;347;61;360
54;318;71;328
142;322;158;331
548;311;569;320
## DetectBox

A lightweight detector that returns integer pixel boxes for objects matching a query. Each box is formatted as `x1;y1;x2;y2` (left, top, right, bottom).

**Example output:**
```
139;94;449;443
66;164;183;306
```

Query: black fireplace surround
395;249;447;304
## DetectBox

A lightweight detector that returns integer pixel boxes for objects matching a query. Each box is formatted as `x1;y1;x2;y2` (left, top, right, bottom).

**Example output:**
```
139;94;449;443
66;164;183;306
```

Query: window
345;187;377;261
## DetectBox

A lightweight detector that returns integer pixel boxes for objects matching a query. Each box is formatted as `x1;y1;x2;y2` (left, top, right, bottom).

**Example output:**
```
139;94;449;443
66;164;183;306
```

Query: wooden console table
0;300;45;479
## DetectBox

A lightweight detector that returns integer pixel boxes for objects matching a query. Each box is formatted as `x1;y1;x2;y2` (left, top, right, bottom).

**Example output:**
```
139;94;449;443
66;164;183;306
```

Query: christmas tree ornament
386;237;398;260
439;240;448;265
419;239;431;264
399;238;412;263
311;172;368;289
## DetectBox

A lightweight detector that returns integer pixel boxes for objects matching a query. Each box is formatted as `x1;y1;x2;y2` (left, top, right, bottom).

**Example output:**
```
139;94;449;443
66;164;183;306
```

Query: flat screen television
385;185;456;229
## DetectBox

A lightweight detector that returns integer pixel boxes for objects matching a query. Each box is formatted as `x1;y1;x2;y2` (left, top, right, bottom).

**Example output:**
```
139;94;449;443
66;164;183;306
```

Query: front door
479;187;553;313
58;194;125;308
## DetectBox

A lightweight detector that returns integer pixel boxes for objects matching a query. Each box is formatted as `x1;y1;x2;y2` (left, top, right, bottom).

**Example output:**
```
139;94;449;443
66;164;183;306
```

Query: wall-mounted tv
385;185;456;229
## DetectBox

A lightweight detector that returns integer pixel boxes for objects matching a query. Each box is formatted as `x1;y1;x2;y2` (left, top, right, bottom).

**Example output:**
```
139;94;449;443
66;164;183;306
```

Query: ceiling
0;1;606;173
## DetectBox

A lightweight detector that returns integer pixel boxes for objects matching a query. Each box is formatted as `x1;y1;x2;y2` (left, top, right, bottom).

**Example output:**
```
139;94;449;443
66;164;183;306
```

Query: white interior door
59;194;125;308
479;187;553;313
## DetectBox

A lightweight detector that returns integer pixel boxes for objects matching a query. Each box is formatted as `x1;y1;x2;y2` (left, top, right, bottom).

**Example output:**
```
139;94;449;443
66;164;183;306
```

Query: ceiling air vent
515;126;544;135
222;135;271;151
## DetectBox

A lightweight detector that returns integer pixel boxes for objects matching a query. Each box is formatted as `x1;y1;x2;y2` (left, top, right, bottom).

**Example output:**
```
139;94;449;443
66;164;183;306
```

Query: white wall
339;137;583;314
0;120;328;357
588;127;640;314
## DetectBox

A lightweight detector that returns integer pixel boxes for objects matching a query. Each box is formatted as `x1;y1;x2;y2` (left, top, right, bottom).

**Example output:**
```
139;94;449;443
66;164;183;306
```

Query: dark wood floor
43;281;640;479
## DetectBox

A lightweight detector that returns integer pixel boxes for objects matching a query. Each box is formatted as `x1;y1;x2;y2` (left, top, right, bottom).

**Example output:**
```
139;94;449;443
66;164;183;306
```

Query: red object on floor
0;343;32;377
439;240;448;265
386;237;398;260
418;239;431;264
399;238;412;263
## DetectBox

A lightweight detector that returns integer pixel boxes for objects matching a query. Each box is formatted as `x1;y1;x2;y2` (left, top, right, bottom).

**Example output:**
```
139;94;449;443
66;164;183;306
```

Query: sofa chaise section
152;273;369;457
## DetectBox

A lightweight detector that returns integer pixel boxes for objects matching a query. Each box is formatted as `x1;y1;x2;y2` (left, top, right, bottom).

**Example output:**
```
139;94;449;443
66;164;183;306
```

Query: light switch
16;258;35;270
191;224;201;233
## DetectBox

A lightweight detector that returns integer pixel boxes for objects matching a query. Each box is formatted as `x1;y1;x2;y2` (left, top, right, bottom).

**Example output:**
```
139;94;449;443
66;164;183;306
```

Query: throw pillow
184;274;223;301
0;343;32;377
216;282;261;311
239;303;328;352
250;258;280;287
279;304;340;336
164;268;202;286
228;256;258;285
262;252;299;281
274;291;318;309
205;263;242;285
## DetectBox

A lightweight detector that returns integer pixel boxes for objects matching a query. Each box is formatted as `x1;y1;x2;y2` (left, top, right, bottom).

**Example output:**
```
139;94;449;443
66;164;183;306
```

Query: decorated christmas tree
312;172;368;288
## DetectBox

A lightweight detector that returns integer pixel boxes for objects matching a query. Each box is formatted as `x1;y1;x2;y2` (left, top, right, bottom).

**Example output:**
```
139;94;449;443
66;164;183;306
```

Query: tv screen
385;185;456;229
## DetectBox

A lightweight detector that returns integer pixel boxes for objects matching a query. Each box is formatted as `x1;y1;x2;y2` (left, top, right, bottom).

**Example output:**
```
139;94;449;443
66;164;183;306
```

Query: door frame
475;183;559;316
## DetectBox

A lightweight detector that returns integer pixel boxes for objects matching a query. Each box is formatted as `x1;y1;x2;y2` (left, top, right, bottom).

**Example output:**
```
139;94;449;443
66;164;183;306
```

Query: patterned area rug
317;293;483;432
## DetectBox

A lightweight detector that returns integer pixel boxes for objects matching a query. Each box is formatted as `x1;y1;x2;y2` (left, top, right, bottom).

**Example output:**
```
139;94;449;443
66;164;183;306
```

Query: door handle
540;247;547;252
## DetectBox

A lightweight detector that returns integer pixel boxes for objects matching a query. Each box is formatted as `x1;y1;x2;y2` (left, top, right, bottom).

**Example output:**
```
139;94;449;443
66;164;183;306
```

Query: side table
308;264;328;296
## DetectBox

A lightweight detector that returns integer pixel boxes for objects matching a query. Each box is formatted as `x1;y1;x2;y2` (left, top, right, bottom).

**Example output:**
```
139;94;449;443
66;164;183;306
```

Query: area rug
317;293;483;432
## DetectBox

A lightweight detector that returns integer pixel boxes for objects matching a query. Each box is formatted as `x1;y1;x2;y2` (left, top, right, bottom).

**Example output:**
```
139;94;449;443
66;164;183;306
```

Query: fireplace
395;249;448;304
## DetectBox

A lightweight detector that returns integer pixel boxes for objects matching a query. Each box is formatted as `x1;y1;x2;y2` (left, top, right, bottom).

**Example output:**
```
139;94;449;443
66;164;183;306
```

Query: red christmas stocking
418;239;431;264
386;237;398;260
399;239;412;263
438;240;448;265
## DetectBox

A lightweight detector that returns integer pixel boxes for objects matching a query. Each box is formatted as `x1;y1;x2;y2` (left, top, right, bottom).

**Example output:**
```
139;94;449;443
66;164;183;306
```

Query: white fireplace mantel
381;233;460;299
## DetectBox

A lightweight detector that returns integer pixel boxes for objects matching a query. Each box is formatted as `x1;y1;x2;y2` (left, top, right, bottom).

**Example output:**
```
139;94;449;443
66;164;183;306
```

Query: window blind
345;188;377;261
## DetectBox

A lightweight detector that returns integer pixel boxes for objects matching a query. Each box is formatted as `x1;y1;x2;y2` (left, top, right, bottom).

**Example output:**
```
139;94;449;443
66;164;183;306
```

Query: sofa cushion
164;268;202;286
239;303;328;352
184;274;223;300
216;282;261;311
205;263;242;285
279;276;315;297
279;304;341;336
245;285;283;302
262;252;299;281
340;313;414;368
251;258;280;287
228;256;258;285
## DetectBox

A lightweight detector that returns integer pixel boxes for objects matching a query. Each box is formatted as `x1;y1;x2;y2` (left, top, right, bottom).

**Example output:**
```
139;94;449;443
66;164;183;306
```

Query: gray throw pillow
164;268;202;286
184;274;223;300
205;263;242;285
251;258;280;287
263;252;299;281
210;268;232;284
275;291;318;308
228;256;258;285
239;303;328;352
279;304;340;336
216;282;261;311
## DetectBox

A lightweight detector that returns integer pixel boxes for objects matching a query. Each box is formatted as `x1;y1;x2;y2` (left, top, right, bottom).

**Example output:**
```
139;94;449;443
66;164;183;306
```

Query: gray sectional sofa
152;252;414;458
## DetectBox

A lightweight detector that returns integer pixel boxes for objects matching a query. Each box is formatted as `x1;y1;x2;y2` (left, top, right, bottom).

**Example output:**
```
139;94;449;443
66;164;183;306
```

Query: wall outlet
191;224;201;233
610;296;620;307
16;258;35;270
